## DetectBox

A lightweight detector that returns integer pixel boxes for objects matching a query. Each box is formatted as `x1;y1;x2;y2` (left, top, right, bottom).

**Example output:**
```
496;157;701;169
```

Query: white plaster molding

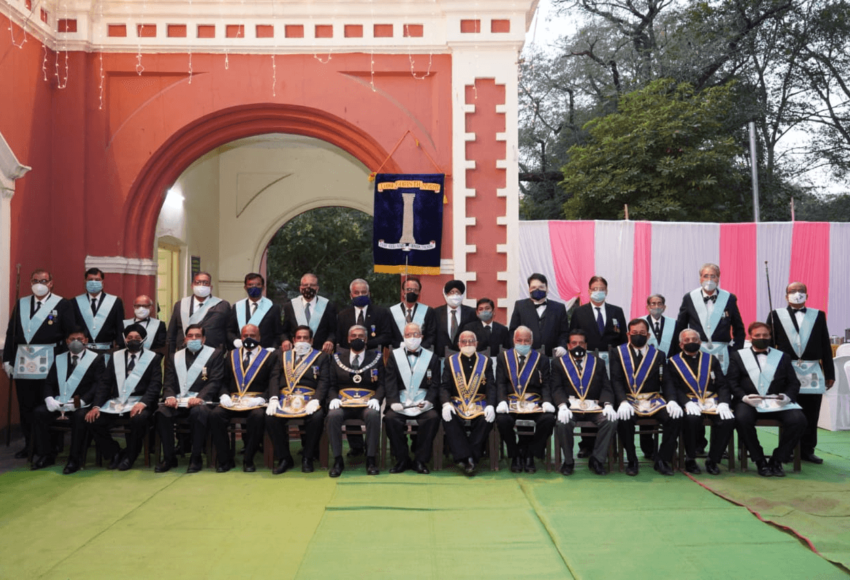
496;271;509;281
463;133;476;142
496;215;508;226
85;256;158;276
439;259;454;275
464;217;476;227
464;244;477;254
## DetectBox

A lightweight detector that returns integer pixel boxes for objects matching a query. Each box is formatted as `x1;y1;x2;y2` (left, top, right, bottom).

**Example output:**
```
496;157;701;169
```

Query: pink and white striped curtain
518;220;850;337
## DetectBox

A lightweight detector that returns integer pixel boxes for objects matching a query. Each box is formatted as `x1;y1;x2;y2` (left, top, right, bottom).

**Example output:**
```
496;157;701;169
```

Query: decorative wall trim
85;256;158;276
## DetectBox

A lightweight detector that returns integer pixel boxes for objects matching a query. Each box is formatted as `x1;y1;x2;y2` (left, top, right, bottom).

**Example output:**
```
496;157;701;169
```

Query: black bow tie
703;295;717;303
535;301;547;308
408;350;421;357
791;307;806;313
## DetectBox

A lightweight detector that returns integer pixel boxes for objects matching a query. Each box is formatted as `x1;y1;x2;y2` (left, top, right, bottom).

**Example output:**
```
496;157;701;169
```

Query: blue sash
180;296;223;332
775;308;825;394
449;353;488;418
617;344;658;396
236;297;273;331
19;293;62;343
392;347;433;412
645;315;675;355
739;349;803;412
101;349;155;413
76;293;117;341
54;351;96;405
281;349;321;395
670;352;713;405
689;288;730;344
174;345;215;398
505;349;540;398
231;348;272;397
291;296;328;336
558;354;597;400
390;303;428;336
124;318;162;350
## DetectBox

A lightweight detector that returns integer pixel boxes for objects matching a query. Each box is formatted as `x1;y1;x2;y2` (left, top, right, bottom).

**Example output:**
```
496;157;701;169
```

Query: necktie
654;321;661;336
33;300;42;314
305;303;311;323
484;325;492;340
243;350;252;368
352;355;361;369
357;308;365;327
576;358;583;374
596;307;604;335
406;308;413;323
519;354;526;367
634;349;643;367
68;355;78;379
127;354;136;376
251;301;258;317
703;294;717;303
451;310;458;340
91;298;98;314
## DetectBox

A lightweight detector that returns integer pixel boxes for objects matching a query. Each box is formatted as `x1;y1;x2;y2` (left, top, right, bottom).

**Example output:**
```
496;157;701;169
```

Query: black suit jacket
226;300;284;349
439;353;496;406
463;320;512;355
384;348;440;406
509;298;570;356
767;307;835;382
569;302;627;354
550;354;614;407
281;298;338;350
672;290;745;355
663;353;730;406
727;348;802;403
327;349;385;402
166;297;231;355
71;293;125;346
222;348;281;400
3;294;76;363
43;351;106;404
609;345;673;405
433;304;477;357
117;318;168;353
94;349;163;409
389;303;438;350
495;350;551;404
162;346;225;401
337;305;393;350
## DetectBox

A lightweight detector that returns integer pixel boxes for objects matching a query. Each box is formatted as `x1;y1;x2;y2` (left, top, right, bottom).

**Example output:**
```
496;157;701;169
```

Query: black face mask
243;337;259;350
126;340;143;353
683;342;701;354
301;287;317;301
751;338;771;350
405;292;419;303
350;338;366;352
569;346;586;359
630;334;648;348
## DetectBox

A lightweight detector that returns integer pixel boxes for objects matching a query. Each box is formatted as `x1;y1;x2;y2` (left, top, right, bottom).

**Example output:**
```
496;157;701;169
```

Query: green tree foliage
560;79;748;221
265;207;399;308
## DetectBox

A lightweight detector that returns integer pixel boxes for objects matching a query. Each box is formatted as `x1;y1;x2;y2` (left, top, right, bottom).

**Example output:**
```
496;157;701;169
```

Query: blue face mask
186;339;203;353
246;286;263;299
352;295;371;308
515;343;532;356
590;290;606;302
530;289;547;300
86;280;103;294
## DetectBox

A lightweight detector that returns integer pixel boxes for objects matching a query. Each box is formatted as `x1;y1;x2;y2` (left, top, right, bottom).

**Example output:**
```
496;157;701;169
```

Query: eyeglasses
459;339;477;346
404;332;422;338
31;279;50;285
194;280;211;286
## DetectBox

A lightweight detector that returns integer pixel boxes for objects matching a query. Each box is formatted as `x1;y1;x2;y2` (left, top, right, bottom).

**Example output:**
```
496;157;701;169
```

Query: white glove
367;399;381;411
246;397;265;407
484;405;495;423
552;346;567;358
666;400;683;419
305;399;320;415
617;401;634;420
233;339;243;349
441;403;456;422
776;393;791;407
329;399;341;410
742;394;760;408
3;362;13;377
496;401;509;414
601;404;617;421
219;394;234;408
266;397;279;416
45;396;61;412
716;402;734;420
685;401;701;416
557;404;572;424
391;403;404;412
542;402;556;414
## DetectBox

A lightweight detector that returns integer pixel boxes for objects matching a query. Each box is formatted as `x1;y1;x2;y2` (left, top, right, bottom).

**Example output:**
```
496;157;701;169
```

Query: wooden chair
617;417;680;472
379;417;441;471
28;422;80;466
94;419;151;467
153;417;213;468
286;419;329;469
737;419;801;473
496;418;554;472
677;417;736;472
438;419;499;471
209;417;273;469
552;420;615;472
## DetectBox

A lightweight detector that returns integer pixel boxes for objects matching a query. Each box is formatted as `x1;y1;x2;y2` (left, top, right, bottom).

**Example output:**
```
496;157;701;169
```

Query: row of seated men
4;263;831;475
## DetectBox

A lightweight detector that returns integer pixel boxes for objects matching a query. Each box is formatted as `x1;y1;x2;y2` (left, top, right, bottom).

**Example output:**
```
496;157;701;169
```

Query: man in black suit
86;324;163;471
119;294;167;354
166;271;231;355
31;327;105;473
155;324;224;473
509;273;569;357
463;298;511;355
728;322;807;477
495;326;556;473
336;278;393;351
3;268;75;459
211;323;280;472
326;325;385;477
551;330;618;476
767;281;834;464
664;328;735;475
388;277;437;350
281;272;338;354
71;268;126;358
227;273;283;350
611;319;681;476
434;280;478;358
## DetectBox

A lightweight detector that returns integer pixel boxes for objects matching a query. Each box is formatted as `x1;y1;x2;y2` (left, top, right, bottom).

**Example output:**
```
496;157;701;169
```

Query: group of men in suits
2;262;835;478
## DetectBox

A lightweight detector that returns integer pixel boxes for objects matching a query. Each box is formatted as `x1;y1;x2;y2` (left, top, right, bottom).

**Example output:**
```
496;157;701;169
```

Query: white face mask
445;294;463;307
404;337;422;352
134;307;150;319
701;280;717;292
293;341;312;356
788;292;807;305
590;290;606;303
193;285;212;298
460;345;477;356
32;283;49;297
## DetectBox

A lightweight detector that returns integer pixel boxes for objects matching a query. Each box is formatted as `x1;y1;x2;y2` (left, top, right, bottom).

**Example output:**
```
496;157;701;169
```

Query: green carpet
0;431;847;579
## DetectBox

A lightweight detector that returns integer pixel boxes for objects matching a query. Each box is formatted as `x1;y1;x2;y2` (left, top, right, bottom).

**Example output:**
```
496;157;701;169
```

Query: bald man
119;294;167;353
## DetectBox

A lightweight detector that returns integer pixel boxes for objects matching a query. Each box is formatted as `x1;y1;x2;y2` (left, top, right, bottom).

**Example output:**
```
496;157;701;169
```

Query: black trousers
735;404;807;464
796;393;822;455
89;409;152;464
266;410;326;461
210;407;265;465
14;378;45;448
156;404;212;462
496;412;556;459
618;408;682;463
682;413;733;463
384;409;440;463
32;405;89;463
556;412;616;464
327;407;381;459
442;415;492;463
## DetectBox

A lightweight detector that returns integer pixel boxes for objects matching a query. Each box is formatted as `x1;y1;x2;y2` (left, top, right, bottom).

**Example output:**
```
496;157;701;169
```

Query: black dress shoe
653;459;673;476
118;457;133;471
576;449;591;459
390;458;410;474
524;456;537;474
366;456;379;475
769;458;786;477
588;456;606;475
756;459;772;477
186;459;203;474
32;456;55;470
346;448;364;458
273;457;294;475
559;462;574;476
154;460;173;473
684;459;701;474
63;459;80;475
801;452;823;464
216;462;232;473
329;457;345;478
705;459;720;475
414;461;430;474
302;457;314;473
510;456;523;473
463;458;476;476
243;460;256;473
14;448;30;459
108;451;124;471
626;459;639;476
